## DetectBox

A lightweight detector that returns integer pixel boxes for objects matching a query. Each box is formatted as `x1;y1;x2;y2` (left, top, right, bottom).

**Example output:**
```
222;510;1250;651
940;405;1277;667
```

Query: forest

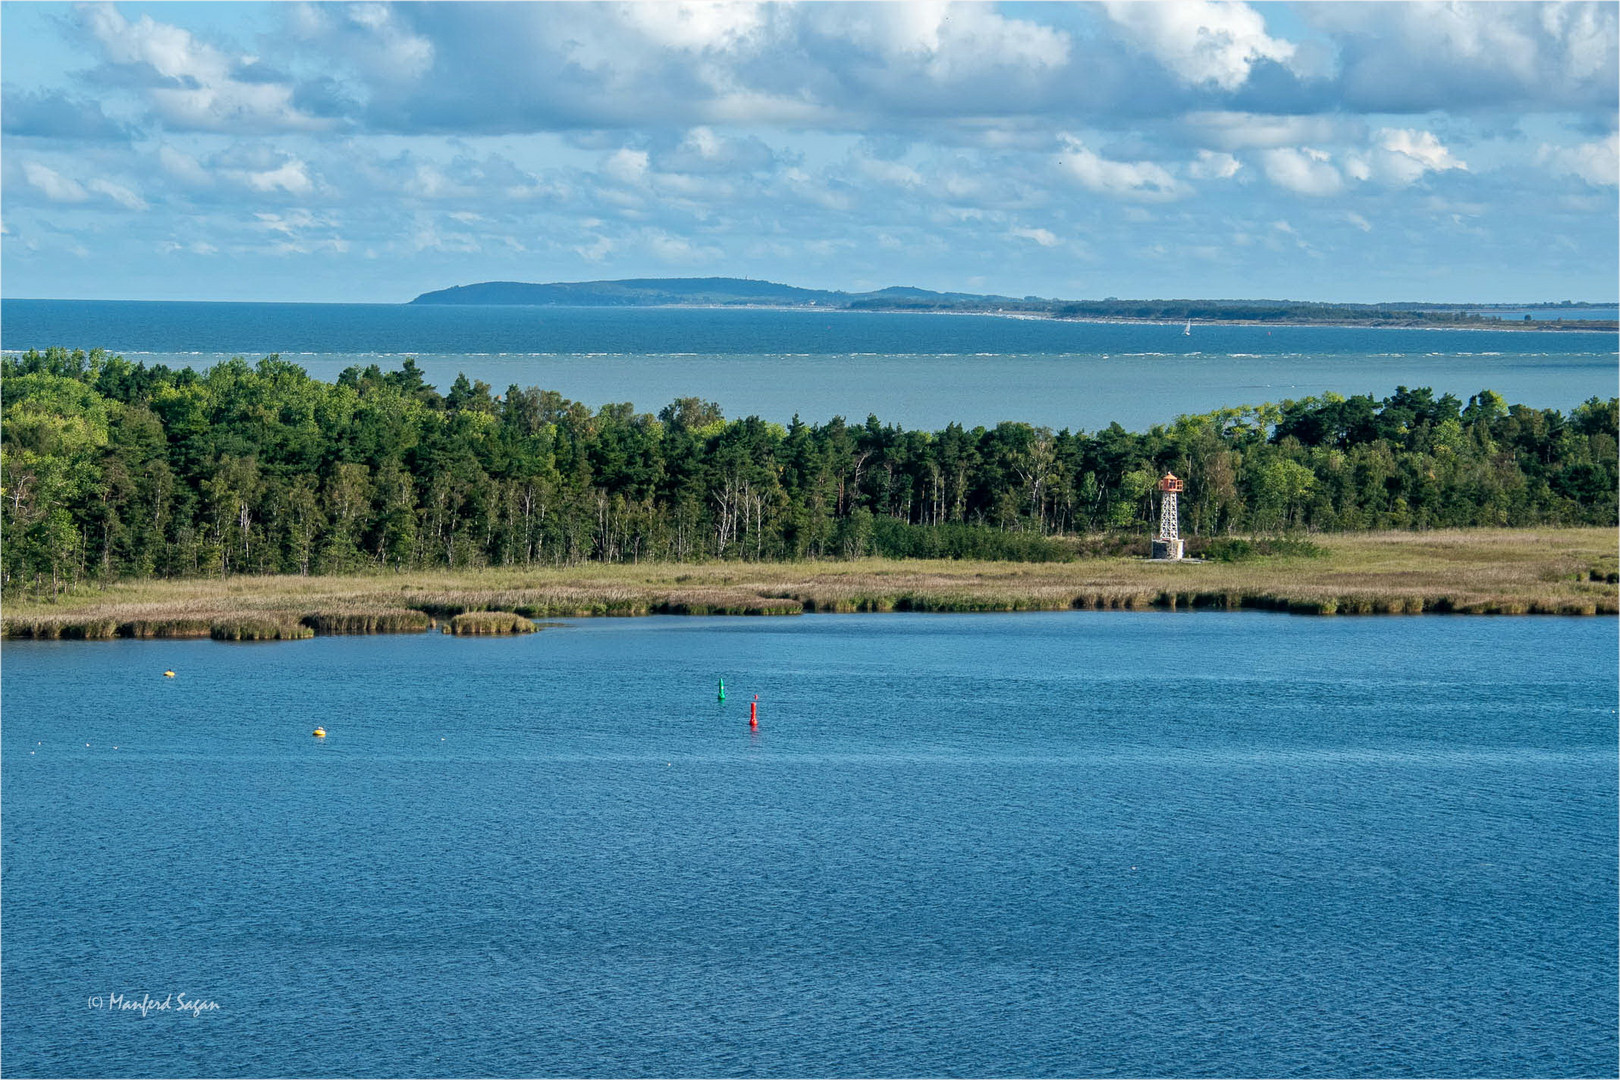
2;346;1615;596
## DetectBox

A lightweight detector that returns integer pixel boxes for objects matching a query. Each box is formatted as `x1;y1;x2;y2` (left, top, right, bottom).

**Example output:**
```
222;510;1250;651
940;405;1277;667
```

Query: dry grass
3;528;1614;639
444;611;538;635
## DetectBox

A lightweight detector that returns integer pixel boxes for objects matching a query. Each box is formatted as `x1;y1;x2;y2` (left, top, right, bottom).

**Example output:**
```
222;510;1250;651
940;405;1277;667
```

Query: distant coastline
407;277;1620;331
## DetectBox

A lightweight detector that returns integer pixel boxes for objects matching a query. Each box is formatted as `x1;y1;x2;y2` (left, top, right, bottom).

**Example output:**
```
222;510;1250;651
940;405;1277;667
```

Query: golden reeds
443;611;538;635
2;529;1613;638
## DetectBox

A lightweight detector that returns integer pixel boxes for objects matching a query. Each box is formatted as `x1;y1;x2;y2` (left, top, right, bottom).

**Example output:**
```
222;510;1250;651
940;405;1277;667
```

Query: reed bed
444;611;538;635
3;529;1613;639
209;618;314;641
299;609;431;634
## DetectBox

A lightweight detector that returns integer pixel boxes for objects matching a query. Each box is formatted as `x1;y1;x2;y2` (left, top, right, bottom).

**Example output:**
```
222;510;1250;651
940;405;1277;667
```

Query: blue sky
2;1;1616;303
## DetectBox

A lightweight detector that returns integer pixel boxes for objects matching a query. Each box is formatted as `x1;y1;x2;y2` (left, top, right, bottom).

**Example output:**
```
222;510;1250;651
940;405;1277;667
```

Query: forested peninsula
4;345;1616;615
409;277;1618;329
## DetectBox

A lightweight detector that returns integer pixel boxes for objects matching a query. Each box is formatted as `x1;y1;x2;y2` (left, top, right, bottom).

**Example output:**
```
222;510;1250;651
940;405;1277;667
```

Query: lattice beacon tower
1152;472;1185;561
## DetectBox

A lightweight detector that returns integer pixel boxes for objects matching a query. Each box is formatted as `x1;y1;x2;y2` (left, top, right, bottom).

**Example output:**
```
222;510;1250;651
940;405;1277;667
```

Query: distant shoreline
625;303;1619;332
3;296;1614;333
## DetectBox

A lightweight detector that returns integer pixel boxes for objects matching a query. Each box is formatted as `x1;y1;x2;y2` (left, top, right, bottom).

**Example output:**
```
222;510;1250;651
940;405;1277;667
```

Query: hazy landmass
409;277;1618;329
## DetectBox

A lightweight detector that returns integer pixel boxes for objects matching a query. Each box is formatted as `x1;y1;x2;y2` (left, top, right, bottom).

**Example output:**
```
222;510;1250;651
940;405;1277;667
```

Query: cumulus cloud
1058;137;1185;200
1102;0;1298;90
1346;128;1468;186
1304;1;1618;111
1540;131;1620;186
1187;149;1242;179
1009;225;1060;247
1259;147;1344;196
810;2;1070;80
3;1;1616;302
78;3;333;132
655;127;780;175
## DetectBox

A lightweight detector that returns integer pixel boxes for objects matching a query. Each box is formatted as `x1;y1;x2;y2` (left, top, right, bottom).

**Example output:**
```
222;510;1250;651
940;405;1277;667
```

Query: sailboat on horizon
1183;316;1192;336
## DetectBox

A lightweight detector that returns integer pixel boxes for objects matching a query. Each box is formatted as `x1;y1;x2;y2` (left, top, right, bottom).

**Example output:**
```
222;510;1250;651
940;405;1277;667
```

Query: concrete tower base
1151;538;1185;560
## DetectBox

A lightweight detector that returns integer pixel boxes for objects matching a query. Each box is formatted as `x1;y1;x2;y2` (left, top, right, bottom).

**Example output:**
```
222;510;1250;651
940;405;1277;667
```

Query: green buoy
718;677;725;702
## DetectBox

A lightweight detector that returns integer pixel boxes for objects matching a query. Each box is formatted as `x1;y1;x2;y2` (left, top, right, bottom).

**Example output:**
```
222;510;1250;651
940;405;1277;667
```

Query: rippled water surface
3;613;1615;1077
4;301;1613;430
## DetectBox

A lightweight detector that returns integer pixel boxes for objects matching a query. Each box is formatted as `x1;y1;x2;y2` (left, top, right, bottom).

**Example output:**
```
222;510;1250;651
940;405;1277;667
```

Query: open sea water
2;613;1615;1078
2;300;1614;430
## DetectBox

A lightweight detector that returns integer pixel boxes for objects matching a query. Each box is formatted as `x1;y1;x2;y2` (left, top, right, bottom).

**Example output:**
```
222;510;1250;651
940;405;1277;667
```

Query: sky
2;1;1617;304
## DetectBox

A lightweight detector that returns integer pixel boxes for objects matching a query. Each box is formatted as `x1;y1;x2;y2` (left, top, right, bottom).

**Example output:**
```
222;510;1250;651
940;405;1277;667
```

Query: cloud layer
2;1;1615;302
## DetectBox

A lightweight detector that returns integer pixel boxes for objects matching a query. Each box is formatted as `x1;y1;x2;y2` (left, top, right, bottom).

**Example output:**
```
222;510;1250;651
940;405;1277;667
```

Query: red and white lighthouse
1151;472;1184;561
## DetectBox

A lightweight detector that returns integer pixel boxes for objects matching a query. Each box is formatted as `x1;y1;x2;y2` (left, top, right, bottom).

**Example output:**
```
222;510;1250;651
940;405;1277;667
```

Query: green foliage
1;349;1614;596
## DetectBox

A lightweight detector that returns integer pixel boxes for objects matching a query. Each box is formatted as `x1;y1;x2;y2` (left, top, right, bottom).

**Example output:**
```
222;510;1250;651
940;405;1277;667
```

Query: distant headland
408;277;1617;329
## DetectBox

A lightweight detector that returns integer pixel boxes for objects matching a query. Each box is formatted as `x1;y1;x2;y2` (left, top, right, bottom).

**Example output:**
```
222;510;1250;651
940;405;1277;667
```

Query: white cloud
22;161;88;202
254;210;317;235
604;148;651;185
1304;2;1617;111
230;159;314;196
1344;211;1373;232
341;2;435;78
1187;149;1242;180
1540;2;1615;80
837;2;1071;79
1058;137;1185;201
1009;225;1060;247
1337;129;1468;187
618;2;769;54
1259;147;1344;196
87;178;149;211
1540;131;1620;187
1373;128;1467;184
1103;0;1297;90
1184;112;1349;151
80;4;328;132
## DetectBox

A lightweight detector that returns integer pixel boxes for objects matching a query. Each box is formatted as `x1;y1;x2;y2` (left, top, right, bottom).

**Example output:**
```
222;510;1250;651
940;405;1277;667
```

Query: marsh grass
444;611;538;635
209;618;314;641
3;529;1613;638
300;610;431;634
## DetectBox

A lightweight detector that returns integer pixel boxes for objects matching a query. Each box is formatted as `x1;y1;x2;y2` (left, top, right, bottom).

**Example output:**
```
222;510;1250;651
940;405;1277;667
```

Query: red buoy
750;696;758;729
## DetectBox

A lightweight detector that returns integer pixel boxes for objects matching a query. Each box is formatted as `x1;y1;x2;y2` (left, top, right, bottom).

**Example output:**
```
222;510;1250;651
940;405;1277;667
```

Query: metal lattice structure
1157;473;1183;541
1158;490;1179;541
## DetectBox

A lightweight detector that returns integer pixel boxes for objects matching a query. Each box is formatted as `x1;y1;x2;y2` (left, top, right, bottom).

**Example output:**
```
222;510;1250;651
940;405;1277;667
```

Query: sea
2;300;1618;1077
2;300;1615;430
2;614;1615;1078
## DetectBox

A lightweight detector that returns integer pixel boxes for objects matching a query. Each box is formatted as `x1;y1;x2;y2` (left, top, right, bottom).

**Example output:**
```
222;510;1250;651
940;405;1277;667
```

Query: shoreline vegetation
4;530;1616;639
407;277;1619;331
3;348;1616;609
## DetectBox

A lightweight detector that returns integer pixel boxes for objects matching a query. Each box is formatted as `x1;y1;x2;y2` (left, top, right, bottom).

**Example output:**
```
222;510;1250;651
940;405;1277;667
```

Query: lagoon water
3;613;1615;1078
3;300;1614;431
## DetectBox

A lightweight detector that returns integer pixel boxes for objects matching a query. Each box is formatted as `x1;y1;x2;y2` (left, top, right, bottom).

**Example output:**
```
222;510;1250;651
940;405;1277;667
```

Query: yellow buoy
163;671;176;678
312;727;326;738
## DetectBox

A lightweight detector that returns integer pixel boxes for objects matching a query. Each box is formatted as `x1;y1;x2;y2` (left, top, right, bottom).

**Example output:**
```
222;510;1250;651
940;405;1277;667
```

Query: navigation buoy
749;695;758;730
718;677;725;702
163;670;175;678
312;727;326;738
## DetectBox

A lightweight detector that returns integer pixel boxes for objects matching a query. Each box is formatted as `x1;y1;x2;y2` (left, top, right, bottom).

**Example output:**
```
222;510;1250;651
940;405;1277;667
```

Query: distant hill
406;277;1615;329
408;277;1008;307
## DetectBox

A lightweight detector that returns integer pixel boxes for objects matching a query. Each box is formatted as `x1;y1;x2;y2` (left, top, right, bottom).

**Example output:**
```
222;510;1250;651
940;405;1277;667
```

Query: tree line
3;347;1614;595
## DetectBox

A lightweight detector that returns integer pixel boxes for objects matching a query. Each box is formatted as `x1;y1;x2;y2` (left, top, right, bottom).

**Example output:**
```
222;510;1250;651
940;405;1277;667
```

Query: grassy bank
2;529;1614;640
